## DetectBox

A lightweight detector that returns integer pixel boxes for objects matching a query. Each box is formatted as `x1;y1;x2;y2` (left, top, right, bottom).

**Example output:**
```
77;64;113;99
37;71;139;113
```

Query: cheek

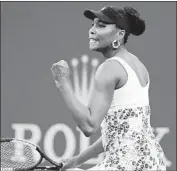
99;33;114;46
98;29;116;46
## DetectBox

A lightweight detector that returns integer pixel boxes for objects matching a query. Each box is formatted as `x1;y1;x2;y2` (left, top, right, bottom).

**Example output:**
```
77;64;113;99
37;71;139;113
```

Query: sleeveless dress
87;56;166;171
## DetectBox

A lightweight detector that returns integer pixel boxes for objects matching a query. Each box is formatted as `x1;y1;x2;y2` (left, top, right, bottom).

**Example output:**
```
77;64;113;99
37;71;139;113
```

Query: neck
102;45;126;60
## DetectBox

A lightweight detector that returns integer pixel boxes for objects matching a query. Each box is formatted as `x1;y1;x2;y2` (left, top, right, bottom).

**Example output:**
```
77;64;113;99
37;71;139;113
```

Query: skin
89;18;126;58
52;17;149;170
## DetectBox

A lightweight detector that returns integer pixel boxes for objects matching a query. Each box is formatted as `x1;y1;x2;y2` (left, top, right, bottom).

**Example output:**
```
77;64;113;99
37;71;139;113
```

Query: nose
89;25;96;35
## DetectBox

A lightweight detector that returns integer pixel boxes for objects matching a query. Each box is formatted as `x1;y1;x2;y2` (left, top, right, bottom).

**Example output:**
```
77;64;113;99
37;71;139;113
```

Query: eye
98;23;106;28
91;22;106;28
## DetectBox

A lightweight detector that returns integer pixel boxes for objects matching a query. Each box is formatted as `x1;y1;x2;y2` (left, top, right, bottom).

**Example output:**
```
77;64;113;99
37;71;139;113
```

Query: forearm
58;81;93;135
76;136;104;166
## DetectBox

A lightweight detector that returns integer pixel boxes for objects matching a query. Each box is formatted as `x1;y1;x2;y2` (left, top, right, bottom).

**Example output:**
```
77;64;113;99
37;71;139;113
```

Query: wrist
74;155;81;167
56;80;70;91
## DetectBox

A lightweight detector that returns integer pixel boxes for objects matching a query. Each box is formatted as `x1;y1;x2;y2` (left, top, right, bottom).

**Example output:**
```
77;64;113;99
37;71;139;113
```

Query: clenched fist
51;60;70;88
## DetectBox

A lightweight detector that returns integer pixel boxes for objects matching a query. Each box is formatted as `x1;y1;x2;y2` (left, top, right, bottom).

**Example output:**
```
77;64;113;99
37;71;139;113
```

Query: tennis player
51;5;166;171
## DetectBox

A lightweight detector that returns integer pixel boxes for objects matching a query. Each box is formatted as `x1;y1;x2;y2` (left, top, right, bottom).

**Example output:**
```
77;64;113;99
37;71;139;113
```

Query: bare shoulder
95;59;125;82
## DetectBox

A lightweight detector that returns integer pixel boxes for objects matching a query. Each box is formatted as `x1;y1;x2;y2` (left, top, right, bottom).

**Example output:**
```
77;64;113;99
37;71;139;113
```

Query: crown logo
70;55;100;105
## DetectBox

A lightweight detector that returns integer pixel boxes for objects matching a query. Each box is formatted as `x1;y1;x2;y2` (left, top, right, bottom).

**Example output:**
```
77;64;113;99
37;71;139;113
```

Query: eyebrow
93;19;109;25
98;20;106;24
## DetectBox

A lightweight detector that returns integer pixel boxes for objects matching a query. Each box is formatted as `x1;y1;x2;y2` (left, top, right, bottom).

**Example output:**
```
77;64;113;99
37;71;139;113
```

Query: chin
89;46;98;51
89;44;108;52
89;45;103;52
90;47;105;53
90;48;97;51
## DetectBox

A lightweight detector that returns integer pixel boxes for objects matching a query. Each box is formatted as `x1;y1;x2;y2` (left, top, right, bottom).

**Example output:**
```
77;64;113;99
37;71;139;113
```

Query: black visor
84;8;115;24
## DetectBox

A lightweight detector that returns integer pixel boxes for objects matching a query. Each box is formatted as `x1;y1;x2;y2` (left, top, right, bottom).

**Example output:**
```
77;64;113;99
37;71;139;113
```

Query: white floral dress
87;57;166;171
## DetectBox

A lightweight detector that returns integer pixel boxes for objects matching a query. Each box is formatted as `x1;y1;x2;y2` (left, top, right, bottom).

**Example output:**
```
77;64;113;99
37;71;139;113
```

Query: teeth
90;39;97;43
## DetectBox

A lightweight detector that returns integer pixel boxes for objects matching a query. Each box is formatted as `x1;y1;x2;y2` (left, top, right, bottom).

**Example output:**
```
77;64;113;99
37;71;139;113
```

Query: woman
51;5;166;171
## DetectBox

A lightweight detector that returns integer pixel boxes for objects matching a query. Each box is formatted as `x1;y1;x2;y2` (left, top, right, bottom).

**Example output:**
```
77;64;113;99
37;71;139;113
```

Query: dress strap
105;56;150;89
105;56;136;81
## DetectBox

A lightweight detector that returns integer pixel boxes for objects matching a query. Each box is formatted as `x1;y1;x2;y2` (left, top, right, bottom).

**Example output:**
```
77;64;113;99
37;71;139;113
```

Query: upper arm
87;60;121;134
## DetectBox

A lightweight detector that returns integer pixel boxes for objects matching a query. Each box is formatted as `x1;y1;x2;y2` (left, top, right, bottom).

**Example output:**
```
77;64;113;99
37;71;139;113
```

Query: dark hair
84;5;146;44
110;6;146;44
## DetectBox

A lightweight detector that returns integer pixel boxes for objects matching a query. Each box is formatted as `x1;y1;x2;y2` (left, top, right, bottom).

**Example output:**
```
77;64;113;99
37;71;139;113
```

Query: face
88;18;119;51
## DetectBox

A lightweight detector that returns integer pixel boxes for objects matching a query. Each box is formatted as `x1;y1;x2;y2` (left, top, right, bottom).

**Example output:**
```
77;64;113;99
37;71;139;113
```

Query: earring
112;40;120;49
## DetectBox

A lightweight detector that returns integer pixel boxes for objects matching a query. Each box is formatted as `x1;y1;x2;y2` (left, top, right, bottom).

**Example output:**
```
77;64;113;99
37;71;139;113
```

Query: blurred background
1;2;176;170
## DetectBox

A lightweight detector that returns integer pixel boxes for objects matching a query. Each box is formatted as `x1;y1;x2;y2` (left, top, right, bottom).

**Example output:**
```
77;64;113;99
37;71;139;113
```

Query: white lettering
11;123;41;162
155;127;172;167
11;124;171;167
44;123;76;161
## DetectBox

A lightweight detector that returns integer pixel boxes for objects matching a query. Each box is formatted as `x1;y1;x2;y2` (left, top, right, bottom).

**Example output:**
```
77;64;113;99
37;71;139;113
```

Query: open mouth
89;38;98;43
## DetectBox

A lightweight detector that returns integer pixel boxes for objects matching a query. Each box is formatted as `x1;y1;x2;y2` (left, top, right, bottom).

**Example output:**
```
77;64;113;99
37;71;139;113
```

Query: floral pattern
92;105;166;170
